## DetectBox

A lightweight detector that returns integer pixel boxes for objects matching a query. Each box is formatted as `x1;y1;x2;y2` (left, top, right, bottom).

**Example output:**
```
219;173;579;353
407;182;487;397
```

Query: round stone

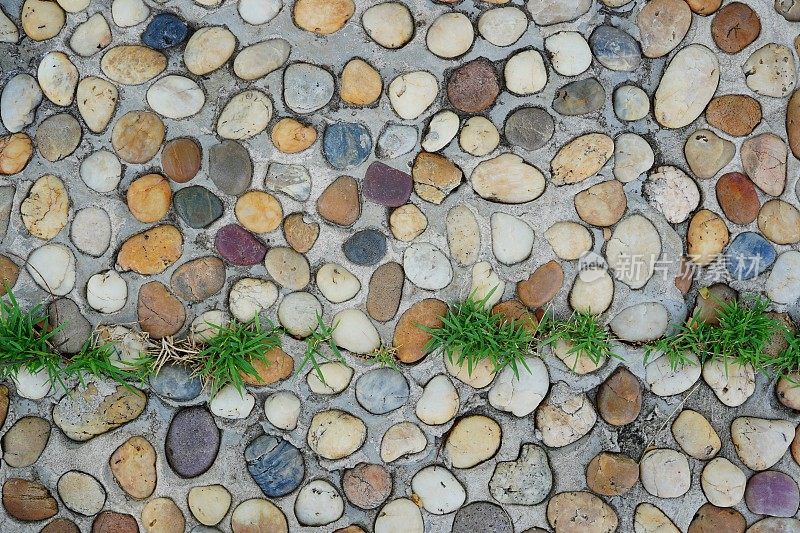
86;270;127;313
142;13;188;49
742;132;787;196
716;172;760;225
36;114;81;162
731;417;795;471
355;368;409;414
427;12;473;58
547;492;618;532
323;122;372;169
545;31;591;76
343;229;386;266
173;186;223;229
553;77;605;115
586;452;639;496
112;0;149;26
331;308;380;354
644;166;700;223
758;199;800;244
745;471;800;517
147;76;204;119
459;116;499;156
235;191;282;233
57;471;105;516
1;74;42;133
184;26;236;75
504;108;554;151
141;498;184;533
20;175;68;240
234;39;290;80
380;423;426;463
271;118;316;154
127;173;171;223
596;366;642;426
264;391;301;431
702;458;746;507
637;0;691;58
640;448;691;498
149;365;202;402
613;85;649;121
101;45;166;85
685;129;735;179
574;180;627;227
283;212;319;253
744;44;796;97
411;466;466;515
343;464;392;510
403;242;452;290
552;133;614;185
377;124;417;158
452;502;513;533
215;224;267;266
362;2;413;49
445;415;501;468
21;0;65;41
307;362;353;394
706;94;761;136
245;435;304;497
27;243;75;296
712;2;760;53
489;443;552;505
284;63;334;114
478;6;527;46
294;480;343;526
654;44;719;128
217;90;273;140
293;0;354;34
231;499;287;533
672;409;721;460
112;111;165;164
165;407;220;478
278;292;321;338
339;58;382;106
725;232;776;280
264;247;310;290
0;133;33;175
375;499;424;533
614;133;654;182
448;58;499;113
187;485;230;527
504;50;547;95
162;138;201;183
76;77;117;133
590;25;641;70
38;51;78;106
390;204;427;241
688;504;746;532
2;416;50;468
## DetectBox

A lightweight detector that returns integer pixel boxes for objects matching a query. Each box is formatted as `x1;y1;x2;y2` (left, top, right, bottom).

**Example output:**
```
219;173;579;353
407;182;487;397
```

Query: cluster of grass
539;311;621;366
645;294;797;378
296;313;344;383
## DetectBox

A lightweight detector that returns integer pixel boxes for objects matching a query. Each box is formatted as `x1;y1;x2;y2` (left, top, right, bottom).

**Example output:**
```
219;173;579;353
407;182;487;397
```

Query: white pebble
505;50;547;95
264;391;300;430
80;150;122;193
86;270;127;313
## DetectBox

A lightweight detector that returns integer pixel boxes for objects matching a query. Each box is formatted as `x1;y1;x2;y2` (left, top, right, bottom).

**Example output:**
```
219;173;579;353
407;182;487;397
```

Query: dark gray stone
343;229;387;266
209;140;252;196
589;26;642;71
149;365;202;402
173;186;224;229
165;406;220;478
48;298;91;354
355;368;409;414
245;435;305;498
552;78;605;116
452;501;514;533
504;108;555;151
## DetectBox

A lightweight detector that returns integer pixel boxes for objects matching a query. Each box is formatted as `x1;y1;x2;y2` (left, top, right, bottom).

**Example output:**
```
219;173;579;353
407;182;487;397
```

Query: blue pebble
245;435;305;498
589;25;641;72
323;122;372;170
343;229;387;266
725;231;776;280
149;364;202;402
142;13;190;49
356;367;409;414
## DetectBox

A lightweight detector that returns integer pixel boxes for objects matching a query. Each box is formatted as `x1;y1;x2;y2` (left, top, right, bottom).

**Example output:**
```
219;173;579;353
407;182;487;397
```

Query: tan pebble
101;45;166;85
293;0;355;35
271;118;317;153
235;191;283;233
127;174;172;223
111;111;165;164
340;58;383;106
389;204;427;241
118;225;183;275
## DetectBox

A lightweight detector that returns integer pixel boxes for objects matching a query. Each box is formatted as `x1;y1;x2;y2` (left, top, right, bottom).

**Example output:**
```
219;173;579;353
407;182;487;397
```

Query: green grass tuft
65;336;154;391
297;313;344;383
361;344;399;371
540;311;620;367
420;289;534;378
193;316;282;397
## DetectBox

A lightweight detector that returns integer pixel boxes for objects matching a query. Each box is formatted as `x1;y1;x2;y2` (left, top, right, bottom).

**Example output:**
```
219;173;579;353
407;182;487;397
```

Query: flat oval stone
479;6;527;47
427;12;474;58
92;511;139;533
641;448;691;497
393;298;447;363
27;243;76;296
272;117;316;154
1;74;42;133
575;180;627;226
109;436;156;499
746;471;800;517
547;492;618;532
637;0;691;58
687;209;729;266
171;256;225;302
239;0;281;24
111;111;165;164
264;247;310;290
551;133;614;185
545;31;591;76
644;166;699;223
688;504;745;532
448;58;499;113
0;133;33;175
245;435;305;497
293;0;354;34
184;26;236;75
610;302;669;342
367;261;404;321
323;122;371;169
712;2;760;53
54;384;146;442
141;12;188;49
215;224;267;266
459;116;499;156
363;162;413;207
137;281;185;338
597;366;641;426
553;78;605;115
613;85;649;121
403;242;452;290
126;173;171;223
472;153;545;203
685;129;735;179
38;51;78;106
505;107;554;151
528;0;591;25
716;172;759;225
758;199;800;245
343;463;391;510
209;140;252;196
166;407;220;478
412;465;465;515
118;225;182;274
101;45;166;84
377;124;417;159
362;2;414;49
744;44;796;98
284;62;334;114
234;39;290;81
452;502;512;533
36;114;81;162
586;452;638;496
149;365;202;402
742;133;787;196
173;186;223;229
707;94;761;136
356;368;409;414
505;50;547;95
162;138;201;183
725;231;776;280
388;71;438;120
590;26;641;70
217;90;273;140
340;58;382;106
21;0;65;41
343;229;386;266
788;89;800;160
446;415;502;468
147;75;204;119
21;174;68;240
3;478;58;521
2;416;50;468
76;77;118;133
654;44;720;128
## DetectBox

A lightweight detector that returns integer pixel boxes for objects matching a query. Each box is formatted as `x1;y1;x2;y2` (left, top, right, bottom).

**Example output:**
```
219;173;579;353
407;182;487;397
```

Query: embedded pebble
702;458;746;508
244;435;304;497
586;452;639;496
331;308;381;354
112;0;149;27
545;31;591;76
37;114;82;162
767;251;800;304
640;448;691;498
741;133;787;196
745;471;800;517
644;166;700;223
707;94;762;136
614;133;654;183
112;438;157;498
343;230;386;266
38;52;78;106
342;463;391;510
731;417;795;471
411;466;465;515
613;85;649;121
546;491;618;532
374;499;424;533
76;77;118;133
264;391;301;431
569;266;614;314
488;356;548;417
427;13;474;58
590;26;641;71
685;129;735;179
27;243;76;296
654;45;720;128
505;50;547;95
142;13;189;49
421;111;458;152
645;353;702;396
447;58;499;113
234;39;290;80
21;0;65;41
388;71;438;120
712;2;760;53
610;302;669;342
285;63;335;114
471;153;545;203
445;415;501;468
490;443;552;505
597;366;642;426
188;485;230;527
390;204;427;241
377;124;417;158
362;2;413;49
57;471;105;516
184;27;236;75
70;207;111;257
672;409;721;460
316;263;360;304
606;214;662;289
416;374;459;425
340;58;382;106
87;271;127;313
380;422;426;462
2;416;51;468
294;480;344;526
356;368;409;414
147;76;204;119
307;362;353;394
278;291;321;338
744;44;796;97
528;0;591;25
293;0;353;34
575;180;627;227
536;382;597;447
725;231;776;280
504;107;555;151
637;0;691;58
403;242;453;290
308;409;366;459
323;122;372;169
553;77;605;115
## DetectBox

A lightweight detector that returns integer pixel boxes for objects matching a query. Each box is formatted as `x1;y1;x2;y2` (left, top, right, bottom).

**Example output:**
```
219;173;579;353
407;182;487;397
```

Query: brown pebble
792;424;800;466
715;172;760;225
367;262;404;322
111;111;165;164
92;511;139;533
447;57;500;113
317;175;361;226
688;503;746;533
236;191;283;233
693;283;736;326
0;255;20;296
271;118;317;154
342;463;392;510
574;180;627;227
393;298;448;363
127;173;172;223
41;518;80;533
137;281;186;339
674;256;694;295
340;58;383;106
517;260;563;309
2;478;58;521
161;138;201;183
706;94;761;136
491;300;538;334
0;385;7;429
685;0;721;15
711;2;761;54
241;347;294;386
170;256;226;302
117;225;183;275
787;89;800;160
109;436;157;500
0;133;34;175
586;452;639;496
596;366;642;426
412;151;463;204
283;212;319;253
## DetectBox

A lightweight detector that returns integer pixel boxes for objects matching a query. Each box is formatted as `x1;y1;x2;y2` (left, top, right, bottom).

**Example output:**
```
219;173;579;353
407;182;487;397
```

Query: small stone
725;231;776;280
732;417;795;471
590;26;641;70
306;362;353;394
92;511;139;533
672;409;721;460
69;207;110;257
1;74;42;133
640;448;691;498
147;75;204;120
142;13;188;49
53;383;146;442
209;140;253;196
231;499;288;533
711;2;760;53
110;436;156;499
217;90;273;140
38;51;78;106
637;0;691;58
184;26;236;75
86;270;127;313
2;478;58;521
388;71;438;120
343;229;386;266
111;111;165;164
265;163;311;201
137;281;185;338
448;58;499;113
27;243;76;296
278;292;321;338
491;213;534;265
367;262;404;321
416;374;459;425
380;422;426;462
271;118;316;154
504;50;546;95
746;518;800;532
645;353;701;396
702;458;746;507
411;466;465;515
459;116;499;156
21;175;68;240
393;298;447;363
118;225;182;275
0;255;18;295
613;85;649;121
248;438;310;496
445;415;502;468
112;0;148;26
553;78;605;115
597;366;641;426
403;242;452;290
527;0;591;24
149;365;202;402
141;498;184;533
317;175;361;226
644;166;700;223
707;94;761;136
316;263;360;304
390;204;427;241
2;416;50;468
0;134;33;175
12;368;51;400
478;6;527;46
294;480;344;526
323;122;372;170
759;199;800;244
209;385;255;419
745;471;800;517
421;110;458;152
536;382;597;447
688;504;746;532
446;205;479;265
188;485;230;527
685;129;735;179
574;180;627;227
36;114;82;162
427;12;474;58
545;31;591;76
614;133;654;183
331;308;381;354
166;407;220;478
610;302;669;342
284;62;335;114
76;77;118;133
343;463;392;510
586;452;639;496
716;172;760;225
264;247;310;290
126;173;171;223
517;260;563;308
552;133;614;186
339;58;382;106
687;209;729;266
546;492;618;532
170;257;225;302
490;443;552;504
472;153;546;203
215;224;267;266
569;267;614;314
504;107;554;152
634;504;679;533
21;0;65;40
0;7;19;43
283;213;319;253
452;502;513;533
744;44;796;97
654;45;720;128
356;368;409;414
264;391;301;430
234;39;290;80
768;251;800;304
377;124;417;159
489;356;549;416
362;2;414;49
293;0;353;34
42;518;80;533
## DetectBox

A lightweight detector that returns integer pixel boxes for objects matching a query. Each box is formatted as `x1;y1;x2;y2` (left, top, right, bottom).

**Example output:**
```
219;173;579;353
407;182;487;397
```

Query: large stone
53;383;146;442
166;407;220;478
489;444;552;504
393;298;448;363
101;46;166;84
654;45;720;128
245;435;305;497
110;436;156;499
3;478;58;521
137;281;185;339
471;153;545;203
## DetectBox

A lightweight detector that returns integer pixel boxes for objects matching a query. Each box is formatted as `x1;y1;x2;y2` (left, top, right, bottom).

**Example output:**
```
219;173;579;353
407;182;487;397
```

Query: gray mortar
1;0;800;531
